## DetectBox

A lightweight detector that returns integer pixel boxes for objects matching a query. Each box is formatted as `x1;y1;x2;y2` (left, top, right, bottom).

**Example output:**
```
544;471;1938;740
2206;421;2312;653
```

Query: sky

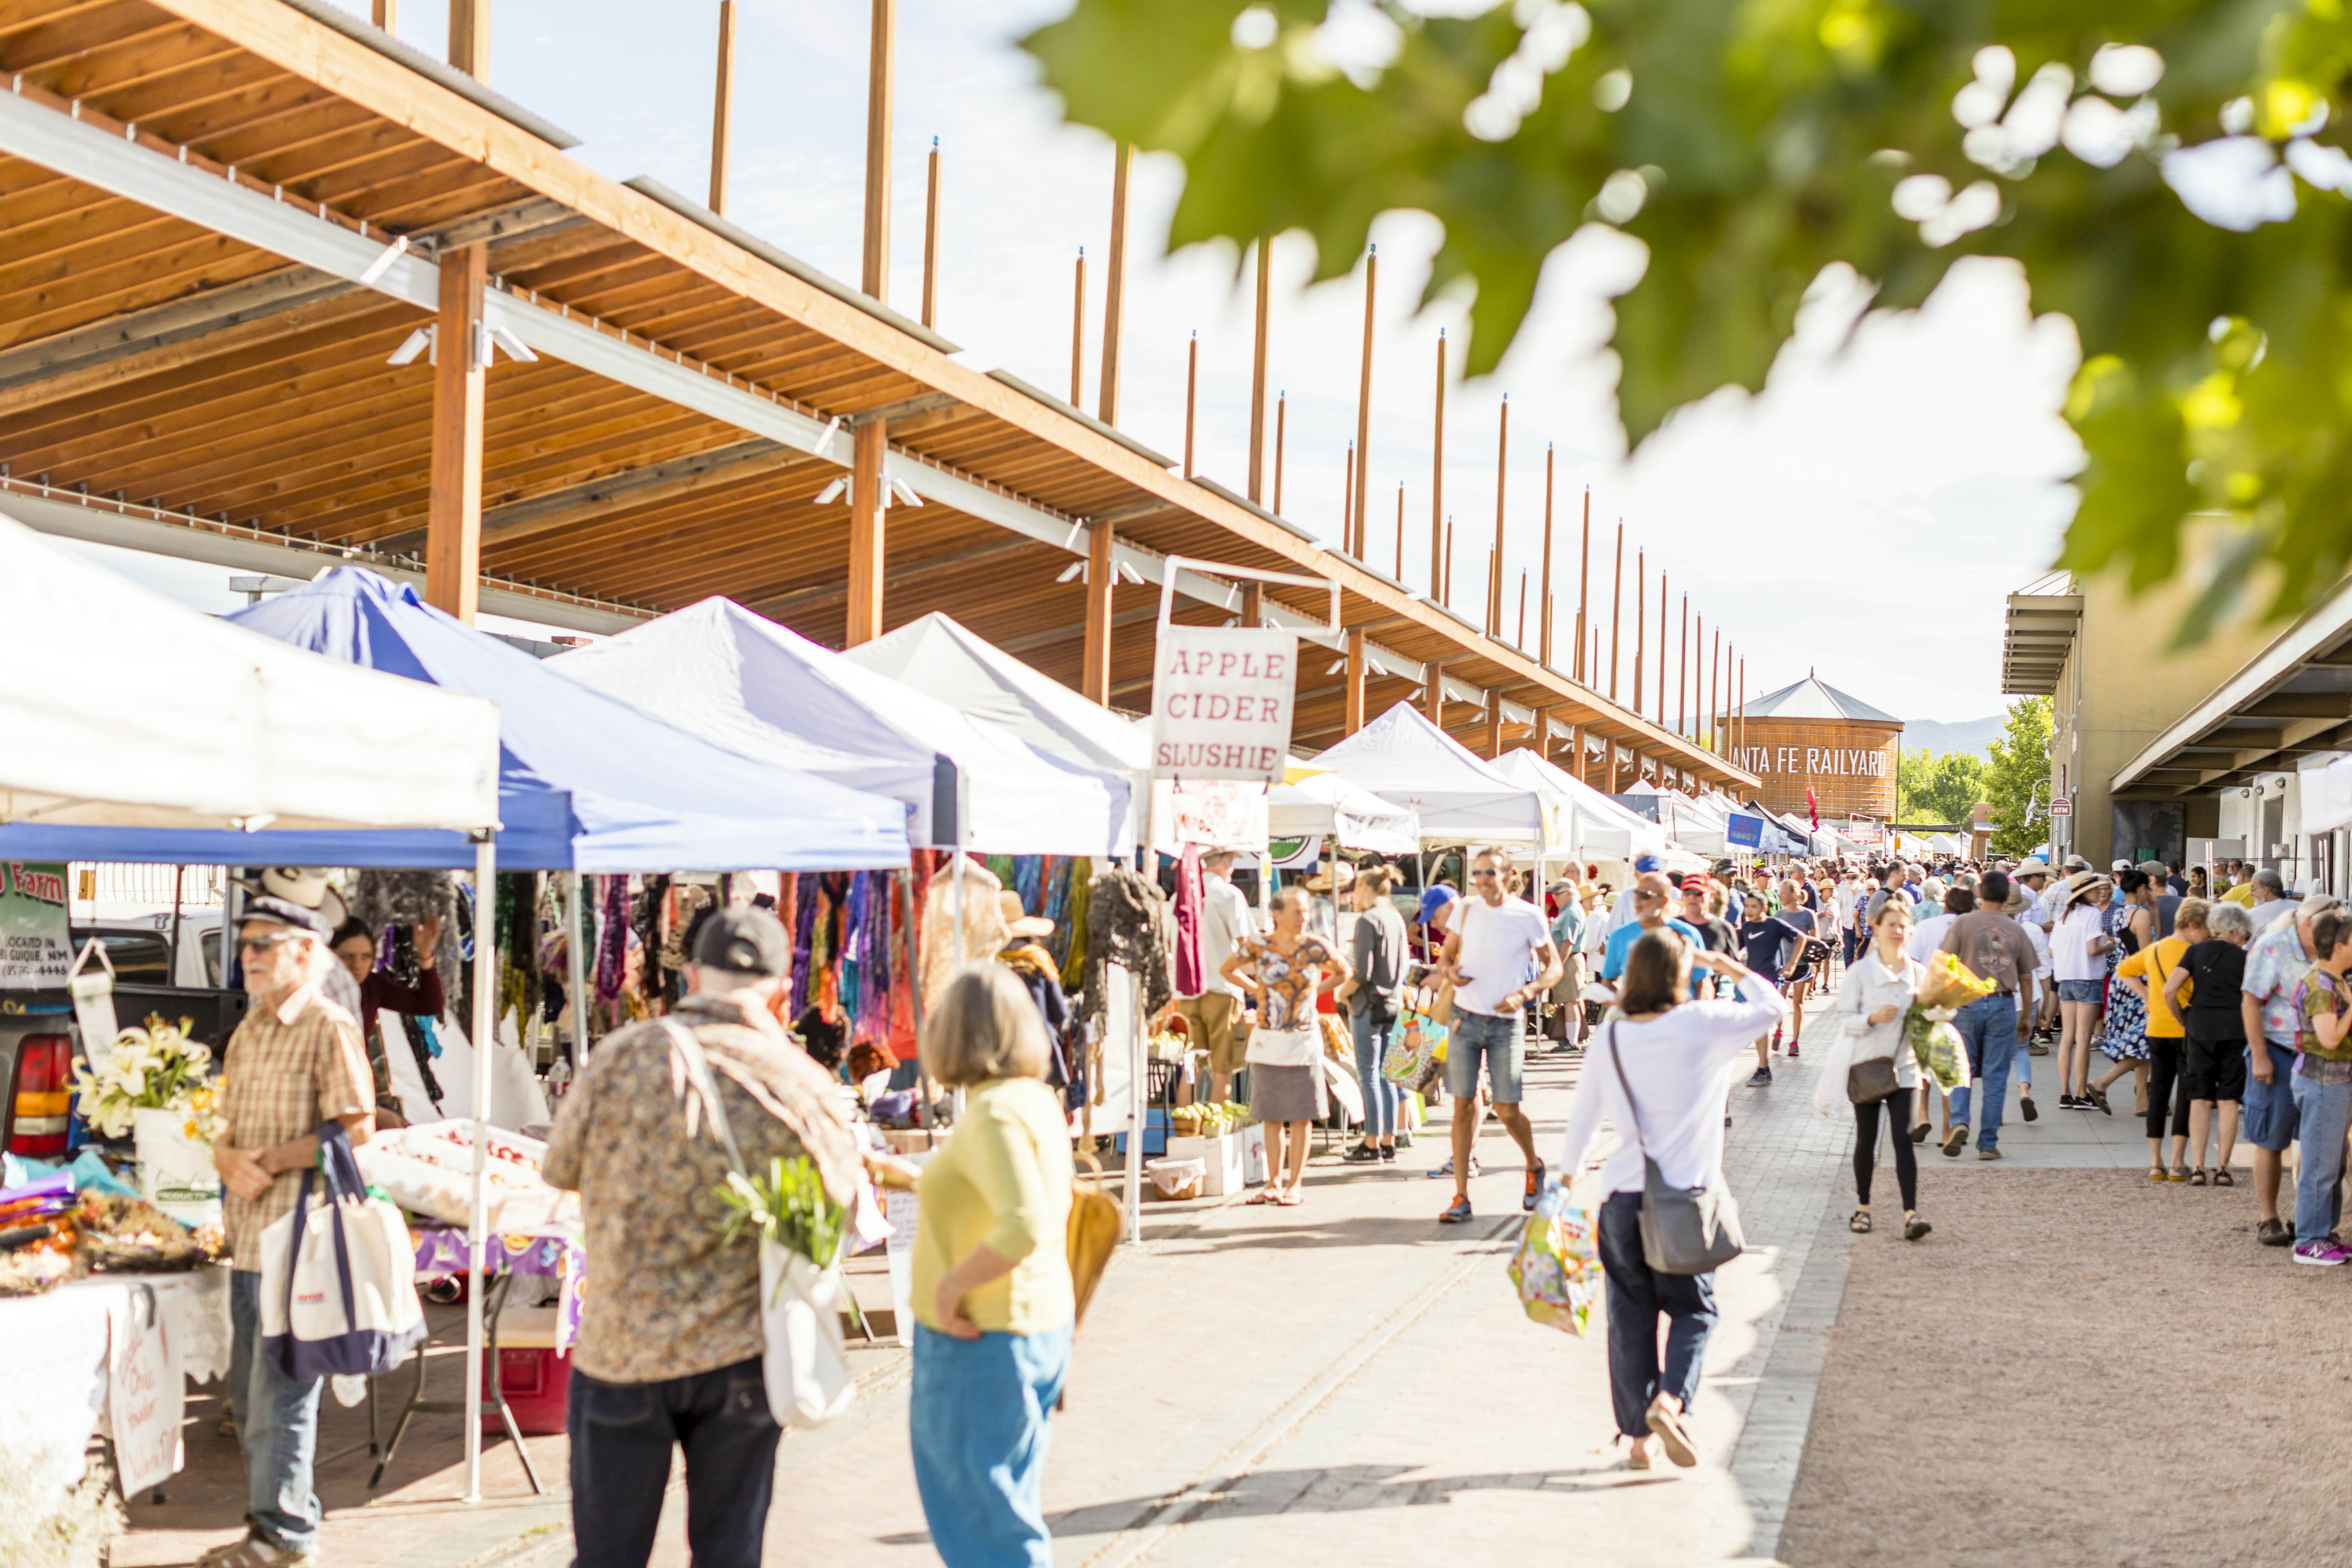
106;0;2082;722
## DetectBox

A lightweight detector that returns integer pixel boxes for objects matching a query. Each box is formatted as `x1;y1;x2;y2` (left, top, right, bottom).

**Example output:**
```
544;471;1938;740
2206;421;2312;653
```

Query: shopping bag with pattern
1509;1183;1601;1337
1382;1009;1446;1086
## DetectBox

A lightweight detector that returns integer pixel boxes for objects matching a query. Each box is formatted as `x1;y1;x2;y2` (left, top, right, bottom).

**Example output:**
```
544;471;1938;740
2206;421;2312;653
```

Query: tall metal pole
1098;143;1131;424
1574;487;1590;683
1248;237;1271;503
1430;331;1446;599
1182;330;1198;475
1633;548;1645;716
708;0;736;214
860;0;894;301
1394;483;1406;584
1068;247;1086;406
1273;392;1286;514
1656;571;1667;727
462;836;498;1502
1608;522;1623;702
1352;246;1376;558
1340;441;1354;540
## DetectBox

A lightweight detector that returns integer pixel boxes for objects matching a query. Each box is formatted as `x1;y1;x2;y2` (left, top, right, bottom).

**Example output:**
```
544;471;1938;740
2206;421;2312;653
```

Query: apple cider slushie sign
1151;628;1296;783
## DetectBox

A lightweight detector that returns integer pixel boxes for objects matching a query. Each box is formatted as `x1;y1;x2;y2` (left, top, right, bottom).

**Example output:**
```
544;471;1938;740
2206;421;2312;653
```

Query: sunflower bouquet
1904;954;1992;1090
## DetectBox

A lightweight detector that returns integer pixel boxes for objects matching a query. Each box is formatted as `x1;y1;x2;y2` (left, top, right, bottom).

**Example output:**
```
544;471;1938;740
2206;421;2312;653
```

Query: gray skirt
1250;1062;1329;1124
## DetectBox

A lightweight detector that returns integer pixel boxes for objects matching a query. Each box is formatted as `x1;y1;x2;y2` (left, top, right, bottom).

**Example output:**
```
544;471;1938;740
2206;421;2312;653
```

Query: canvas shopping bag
259;1122;427;1380
1509;1183;1601;1336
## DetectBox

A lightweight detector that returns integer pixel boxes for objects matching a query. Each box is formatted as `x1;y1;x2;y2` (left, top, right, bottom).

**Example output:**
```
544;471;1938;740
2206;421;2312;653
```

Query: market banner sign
1725;814;1764;850
0;860;70;989
1150;779;1271;854
1150;627;1296;783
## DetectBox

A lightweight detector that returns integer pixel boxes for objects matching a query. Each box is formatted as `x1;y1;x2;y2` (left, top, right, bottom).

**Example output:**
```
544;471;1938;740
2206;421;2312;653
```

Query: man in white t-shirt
1435;847;1562;1225
1175;850;1258;1103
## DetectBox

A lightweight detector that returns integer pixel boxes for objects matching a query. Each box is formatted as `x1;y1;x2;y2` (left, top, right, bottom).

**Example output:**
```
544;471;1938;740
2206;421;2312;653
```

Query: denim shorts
1446;1009;1525;1104
2056;979;2104;1005
2242;1041;2303;1152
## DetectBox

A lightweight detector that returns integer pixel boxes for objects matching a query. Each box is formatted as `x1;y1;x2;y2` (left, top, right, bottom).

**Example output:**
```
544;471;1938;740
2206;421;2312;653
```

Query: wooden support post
1443;518;1454;607
1272;392;1287;514
1340;443;1353;543
448;0;486;77
1633;548;1645;715
1248;237;1271;503
1241;581;1263;630
1608;521;1623;702
709;0;736;215
1485;691;1503;760
922;139;940;329
1572;723;1587;786
373;0;396;31
1424;662;1444;726
1710;626;1722;752
426;242;487;623
1352;247;1376;559
847;419;887;645
1737;658;1746;765
1069;248;1086;406
1539;444;1555;666
1430;331;1446;600
1393;483;1405;584
1656;571;1668;729
1344;629;1367;736
1574;486;1590;683
861;0;895;301
1183;330;1198;476
1678;593;1689;737
1082;519;1114;704
1516;570;1528;650
1489;395;1508;637
1098;143;1130;424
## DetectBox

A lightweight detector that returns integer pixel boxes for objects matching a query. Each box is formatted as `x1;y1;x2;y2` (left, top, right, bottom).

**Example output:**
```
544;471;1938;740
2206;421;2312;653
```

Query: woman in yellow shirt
899;962;1075;1568
2115;897;2205;1182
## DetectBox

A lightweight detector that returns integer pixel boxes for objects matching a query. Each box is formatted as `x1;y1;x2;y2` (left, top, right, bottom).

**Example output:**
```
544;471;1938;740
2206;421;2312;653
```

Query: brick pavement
115;994;1915;1568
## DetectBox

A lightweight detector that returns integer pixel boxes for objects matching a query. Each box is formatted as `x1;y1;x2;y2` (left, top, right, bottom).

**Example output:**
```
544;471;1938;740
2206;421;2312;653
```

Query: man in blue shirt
1598;873;1702;990
1736;899;1807;1086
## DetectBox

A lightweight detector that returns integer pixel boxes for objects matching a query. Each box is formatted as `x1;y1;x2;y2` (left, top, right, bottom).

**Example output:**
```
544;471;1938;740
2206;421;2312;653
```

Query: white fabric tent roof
842;611;1147;847
1309;704;1544;844
0;509;500;832
551;598;1131;857
1267;771;1420;854
1488;749;1667;859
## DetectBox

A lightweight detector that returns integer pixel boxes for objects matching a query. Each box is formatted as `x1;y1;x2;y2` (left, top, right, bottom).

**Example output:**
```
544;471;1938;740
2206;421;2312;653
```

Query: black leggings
1854;1087;1918;1210
2145;1037;2193;1141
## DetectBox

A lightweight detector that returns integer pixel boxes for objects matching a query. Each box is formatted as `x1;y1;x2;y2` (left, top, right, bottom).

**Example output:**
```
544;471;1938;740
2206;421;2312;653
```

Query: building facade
1731;675;1903;820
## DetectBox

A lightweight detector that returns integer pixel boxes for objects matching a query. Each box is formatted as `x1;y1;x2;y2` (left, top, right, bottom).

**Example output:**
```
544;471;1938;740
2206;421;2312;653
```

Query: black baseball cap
692;906;790;978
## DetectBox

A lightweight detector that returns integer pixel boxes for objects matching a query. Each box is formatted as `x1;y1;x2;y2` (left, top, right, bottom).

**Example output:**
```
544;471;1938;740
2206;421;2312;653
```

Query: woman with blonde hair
898;963;1077;1568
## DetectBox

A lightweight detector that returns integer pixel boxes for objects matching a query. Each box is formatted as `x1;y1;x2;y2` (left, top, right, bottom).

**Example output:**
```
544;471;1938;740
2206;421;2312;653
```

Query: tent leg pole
1125;965;1143;1246
463;835;496;1505
564;873;587;1062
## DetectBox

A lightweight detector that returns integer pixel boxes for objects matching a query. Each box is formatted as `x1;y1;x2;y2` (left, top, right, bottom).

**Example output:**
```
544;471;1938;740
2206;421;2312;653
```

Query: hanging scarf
1081;866;1175;1030
1060;865;1092;993
1172;844;1206;995
595;876;627;1003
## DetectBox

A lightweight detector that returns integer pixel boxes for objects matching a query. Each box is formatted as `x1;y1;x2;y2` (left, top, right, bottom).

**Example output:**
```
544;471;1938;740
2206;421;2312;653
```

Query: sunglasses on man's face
238;933;298;957
1470;869;1502;882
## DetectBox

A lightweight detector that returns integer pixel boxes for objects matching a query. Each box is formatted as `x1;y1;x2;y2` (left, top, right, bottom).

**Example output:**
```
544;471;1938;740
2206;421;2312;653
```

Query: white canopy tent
1308;704;1543;844
550;597;1131;857
1266;770;1420;855
843;611;1147;849
1488;749;1668;860
0;508;501;831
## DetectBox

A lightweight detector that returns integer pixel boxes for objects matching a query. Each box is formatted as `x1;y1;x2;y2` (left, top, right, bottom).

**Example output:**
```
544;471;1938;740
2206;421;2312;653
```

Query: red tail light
9;1035;74;1157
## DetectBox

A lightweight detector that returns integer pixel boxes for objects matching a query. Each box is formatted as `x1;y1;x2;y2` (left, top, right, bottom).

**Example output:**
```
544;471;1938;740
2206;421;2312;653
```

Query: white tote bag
258;1123;427;1380
658;1021;854;1430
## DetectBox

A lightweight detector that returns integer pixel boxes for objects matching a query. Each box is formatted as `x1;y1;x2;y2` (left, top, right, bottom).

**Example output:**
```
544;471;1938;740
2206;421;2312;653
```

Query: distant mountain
1903;716;2005;756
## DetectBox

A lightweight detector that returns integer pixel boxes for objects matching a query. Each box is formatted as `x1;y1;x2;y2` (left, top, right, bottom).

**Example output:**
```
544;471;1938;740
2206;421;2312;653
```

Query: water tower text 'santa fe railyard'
1731;674;1903;821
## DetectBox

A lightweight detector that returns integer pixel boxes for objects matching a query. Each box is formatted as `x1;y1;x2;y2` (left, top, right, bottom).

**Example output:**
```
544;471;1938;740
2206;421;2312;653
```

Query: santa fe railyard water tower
1731;673;1903;821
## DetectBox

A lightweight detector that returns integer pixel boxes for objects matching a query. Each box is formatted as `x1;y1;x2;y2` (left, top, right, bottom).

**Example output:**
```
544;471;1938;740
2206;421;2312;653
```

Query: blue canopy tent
0;568;909;872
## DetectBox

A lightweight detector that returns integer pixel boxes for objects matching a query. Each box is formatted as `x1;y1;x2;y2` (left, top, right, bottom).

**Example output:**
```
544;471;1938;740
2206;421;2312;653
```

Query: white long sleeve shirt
1559;971;1790;1196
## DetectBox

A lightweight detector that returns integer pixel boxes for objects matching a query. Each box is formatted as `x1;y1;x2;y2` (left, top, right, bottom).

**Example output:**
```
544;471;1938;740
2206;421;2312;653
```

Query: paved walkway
119;982;2189;1568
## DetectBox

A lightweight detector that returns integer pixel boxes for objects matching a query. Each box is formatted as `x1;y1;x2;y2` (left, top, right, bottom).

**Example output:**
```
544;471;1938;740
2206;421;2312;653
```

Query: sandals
1274;1189;1304;1206
1909;1122;1931;1144
2086;1087;2112;1115
2169;1164;2191;1183
2214;1169;2236;1187
1245;1188;1277;1205
1902;1216;1931;1241
2188;1169;2208;1186
1645;1400;1699;1468
1849;1209;1872;1234
2150;1164;2169;1184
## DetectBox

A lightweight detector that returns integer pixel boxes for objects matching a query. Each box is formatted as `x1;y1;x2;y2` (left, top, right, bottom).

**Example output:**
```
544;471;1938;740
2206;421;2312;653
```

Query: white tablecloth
0;1266;231;1501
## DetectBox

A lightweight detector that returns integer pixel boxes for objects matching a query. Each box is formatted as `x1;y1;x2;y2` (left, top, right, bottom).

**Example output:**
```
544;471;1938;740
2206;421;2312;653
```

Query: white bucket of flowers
75;1017;225;1227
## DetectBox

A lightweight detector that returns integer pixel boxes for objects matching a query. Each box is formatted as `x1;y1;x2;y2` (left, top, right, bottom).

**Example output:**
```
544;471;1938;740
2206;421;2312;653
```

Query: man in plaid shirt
199;895;374;1568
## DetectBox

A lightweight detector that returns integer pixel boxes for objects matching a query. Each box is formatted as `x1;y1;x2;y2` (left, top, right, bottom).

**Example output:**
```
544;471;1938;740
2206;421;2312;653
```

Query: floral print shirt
1235;935;1334;1033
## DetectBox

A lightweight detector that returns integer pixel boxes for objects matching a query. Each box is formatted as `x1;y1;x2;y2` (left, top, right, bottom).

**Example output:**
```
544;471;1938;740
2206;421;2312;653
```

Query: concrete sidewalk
115;999;1884;1568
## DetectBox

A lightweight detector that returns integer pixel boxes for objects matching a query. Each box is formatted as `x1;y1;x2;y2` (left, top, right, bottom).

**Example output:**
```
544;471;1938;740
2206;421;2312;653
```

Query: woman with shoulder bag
1828;896;1932;1241
1337;867;1410;1163
899;964;1076;1568
1555;929;1787;1471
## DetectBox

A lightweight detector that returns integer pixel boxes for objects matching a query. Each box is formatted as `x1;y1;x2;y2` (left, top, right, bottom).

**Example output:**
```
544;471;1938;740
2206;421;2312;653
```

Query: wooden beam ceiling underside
0;0;1755;788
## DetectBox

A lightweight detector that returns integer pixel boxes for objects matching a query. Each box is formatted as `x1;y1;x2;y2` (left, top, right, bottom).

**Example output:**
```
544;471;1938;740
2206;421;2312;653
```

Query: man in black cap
544;906;861;1568
202;896;374;1568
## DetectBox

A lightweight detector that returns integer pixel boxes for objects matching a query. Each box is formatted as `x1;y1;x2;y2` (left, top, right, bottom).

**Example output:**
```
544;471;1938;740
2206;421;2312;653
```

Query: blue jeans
1350;1007;1399;1138
1945;995;2017;1151
568;1356;780;1568
1596;1191;1716;1438
2290;1074;2352;1245
911;1322;1074;1568
226;1269;324;1552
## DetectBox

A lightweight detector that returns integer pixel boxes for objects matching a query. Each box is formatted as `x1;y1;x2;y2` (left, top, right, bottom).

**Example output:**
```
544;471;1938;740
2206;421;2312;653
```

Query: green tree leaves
1982;696;2055;860
1019;0;2352;642
1896;747;1988;825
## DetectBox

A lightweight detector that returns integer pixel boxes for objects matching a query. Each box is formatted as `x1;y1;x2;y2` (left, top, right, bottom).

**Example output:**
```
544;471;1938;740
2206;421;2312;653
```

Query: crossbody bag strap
1602;1022;1646;1151
657;1017;748;1178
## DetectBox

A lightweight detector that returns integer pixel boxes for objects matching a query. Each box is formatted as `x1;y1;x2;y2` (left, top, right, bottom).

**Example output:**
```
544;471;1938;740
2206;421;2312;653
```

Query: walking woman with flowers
1824;896;1932;1240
